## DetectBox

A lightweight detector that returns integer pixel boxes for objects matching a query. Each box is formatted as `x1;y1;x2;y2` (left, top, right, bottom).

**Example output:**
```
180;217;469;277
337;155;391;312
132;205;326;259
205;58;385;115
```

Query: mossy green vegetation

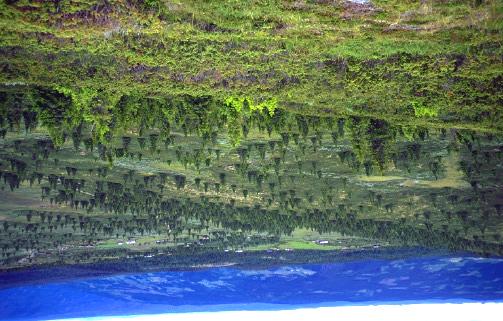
0;0;502;131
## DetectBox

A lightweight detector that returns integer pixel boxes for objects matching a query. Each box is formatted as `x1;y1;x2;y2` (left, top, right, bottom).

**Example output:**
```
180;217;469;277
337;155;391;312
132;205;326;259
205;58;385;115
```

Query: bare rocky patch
341;0;381;19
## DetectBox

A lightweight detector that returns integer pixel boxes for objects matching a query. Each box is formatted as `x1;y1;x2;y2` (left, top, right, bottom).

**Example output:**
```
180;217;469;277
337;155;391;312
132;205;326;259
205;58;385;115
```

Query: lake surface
1;253;502;320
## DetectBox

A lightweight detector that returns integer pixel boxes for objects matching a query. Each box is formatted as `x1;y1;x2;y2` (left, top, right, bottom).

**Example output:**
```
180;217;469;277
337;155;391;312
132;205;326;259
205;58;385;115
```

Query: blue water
1;254;503;320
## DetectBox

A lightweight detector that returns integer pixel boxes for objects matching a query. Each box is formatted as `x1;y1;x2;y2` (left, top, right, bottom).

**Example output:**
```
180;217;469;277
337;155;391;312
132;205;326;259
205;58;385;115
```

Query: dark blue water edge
0;247;452;289
1;248;503;320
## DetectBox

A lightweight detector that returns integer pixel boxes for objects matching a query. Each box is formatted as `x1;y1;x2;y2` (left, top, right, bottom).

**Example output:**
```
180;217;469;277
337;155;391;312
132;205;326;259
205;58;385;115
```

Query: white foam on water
52;302;503;321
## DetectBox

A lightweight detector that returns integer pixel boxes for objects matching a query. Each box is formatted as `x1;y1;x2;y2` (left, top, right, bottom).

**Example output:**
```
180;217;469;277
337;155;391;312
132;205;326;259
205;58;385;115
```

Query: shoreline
0;247;458;288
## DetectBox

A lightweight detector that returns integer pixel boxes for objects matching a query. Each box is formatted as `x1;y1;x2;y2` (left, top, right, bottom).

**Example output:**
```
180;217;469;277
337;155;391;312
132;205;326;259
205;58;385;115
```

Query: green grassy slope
1;0;502;130
1;1;503;269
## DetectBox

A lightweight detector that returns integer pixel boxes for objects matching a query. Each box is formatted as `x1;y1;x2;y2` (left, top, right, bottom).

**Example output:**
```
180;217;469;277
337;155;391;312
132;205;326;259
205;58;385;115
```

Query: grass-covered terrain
0;1;502;270
1;0;502;131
